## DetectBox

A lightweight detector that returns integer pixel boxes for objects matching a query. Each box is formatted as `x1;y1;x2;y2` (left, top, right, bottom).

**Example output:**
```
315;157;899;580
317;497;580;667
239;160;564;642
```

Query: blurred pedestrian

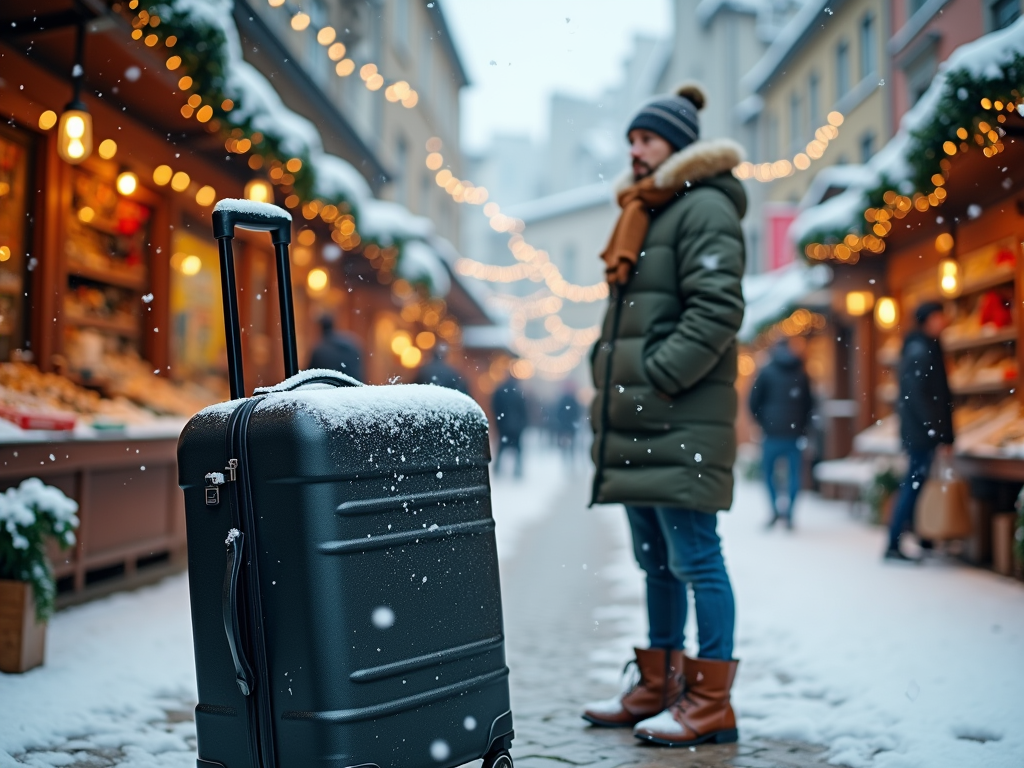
748;338;813;529
585;83;745;748
308;314;363;381
492;374;528;478
415;343;469;394
885;301;953;562
554;386;581;463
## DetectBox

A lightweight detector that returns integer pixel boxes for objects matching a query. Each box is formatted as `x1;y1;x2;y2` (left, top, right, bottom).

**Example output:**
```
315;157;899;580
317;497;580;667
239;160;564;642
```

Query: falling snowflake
371;606;395;629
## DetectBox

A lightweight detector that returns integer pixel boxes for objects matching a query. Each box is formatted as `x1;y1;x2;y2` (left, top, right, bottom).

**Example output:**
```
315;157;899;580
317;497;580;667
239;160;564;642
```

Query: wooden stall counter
0;420;187;607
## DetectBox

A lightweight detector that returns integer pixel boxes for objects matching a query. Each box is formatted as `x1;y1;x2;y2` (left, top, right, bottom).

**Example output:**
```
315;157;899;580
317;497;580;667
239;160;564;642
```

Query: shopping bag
916;453;972;540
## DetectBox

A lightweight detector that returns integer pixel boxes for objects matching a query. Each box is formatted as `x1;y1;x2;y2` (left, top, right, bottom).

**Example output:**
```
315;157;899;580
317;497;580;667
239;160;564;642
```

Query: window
789;92;802;152
904;46;938;106
766;114;779;161
991;0;1021;29
860;14;876;81
908;0;929;17
808;73;820;134
393;0;409;54
420;172;432;217
394;136;408;206
860;131;876;163
419;30;433;101
836;40;851;98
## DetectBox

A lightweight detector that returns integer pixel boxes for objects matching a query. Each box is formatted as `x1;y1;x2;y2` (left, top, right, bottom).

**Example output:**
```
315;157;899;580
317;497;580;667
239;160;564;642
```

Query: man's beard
632;159;653;180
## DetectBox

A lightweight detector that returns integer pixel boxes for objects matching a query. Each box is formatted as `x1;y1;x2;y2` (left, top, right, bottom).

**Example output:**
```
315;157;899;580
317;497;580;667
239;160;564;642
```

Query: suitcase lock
204;460;238;506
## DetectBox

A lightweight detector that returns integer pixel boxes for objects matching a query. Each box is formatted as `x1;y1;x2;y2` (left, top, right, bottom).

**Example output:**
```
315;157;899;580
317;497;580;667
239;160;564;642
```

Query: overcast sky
444;0;672;153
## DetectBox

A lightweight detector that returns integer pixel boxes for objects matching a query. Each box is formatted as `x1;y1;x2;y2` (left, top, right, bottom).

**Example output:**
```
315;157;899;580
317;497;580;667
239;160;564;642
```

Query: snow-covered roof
743;0;831;94
461;325;513;351
739;262;832;342
172;0;436;250
428;236;505;326
398;240;451;296
505;183;615;224
697;0;765;26
790;17;1024;245
797;163;876;209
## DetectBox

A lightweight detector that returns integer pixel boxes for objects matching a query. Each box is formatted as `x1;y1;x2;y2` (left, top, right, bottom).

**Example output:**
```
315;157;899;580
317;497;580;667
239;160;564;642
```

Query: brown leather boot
582;647;684;727
633;655;739;746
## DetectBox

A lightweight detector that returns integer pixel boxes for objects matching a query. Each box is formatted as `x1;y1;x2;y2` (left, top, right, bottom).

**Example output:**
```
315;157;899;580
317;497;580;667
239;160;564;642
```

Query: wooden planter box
991;513;1022;578
0;579;46;673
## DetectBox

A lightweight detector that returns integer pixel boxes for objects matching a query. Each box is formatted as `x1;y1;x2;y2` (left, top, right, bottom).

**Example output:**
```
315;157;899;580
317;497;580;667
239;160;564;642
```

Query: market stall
791;24;1024;574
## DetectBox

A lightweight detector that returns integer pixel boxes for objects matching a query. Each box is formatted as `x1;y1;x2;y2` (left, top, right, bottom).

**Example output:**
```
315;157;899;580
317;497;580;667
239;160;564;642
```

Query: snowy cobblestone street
3;441;1023;768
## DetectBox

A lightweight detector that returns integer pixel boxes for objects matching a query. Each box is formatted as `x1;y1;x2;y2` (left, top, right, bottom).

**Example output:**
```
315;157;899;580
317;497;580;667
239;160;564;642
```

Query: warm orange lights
845;290;874;317
57;108;92;164
875;297;899;330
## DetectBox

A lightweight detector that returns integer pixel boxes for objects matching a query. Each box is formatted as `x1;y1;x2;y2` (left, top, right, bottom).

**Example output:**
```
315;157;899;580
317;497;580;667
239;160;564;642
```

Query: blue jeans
625;506;736;660
762;437;803;516
888;448;935;550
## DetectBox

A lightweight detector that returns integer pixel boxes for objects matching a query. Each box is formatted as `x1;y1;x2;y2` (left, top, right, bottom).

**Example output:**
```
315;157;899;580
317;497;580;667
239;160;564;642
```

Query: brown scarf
601;176;680;284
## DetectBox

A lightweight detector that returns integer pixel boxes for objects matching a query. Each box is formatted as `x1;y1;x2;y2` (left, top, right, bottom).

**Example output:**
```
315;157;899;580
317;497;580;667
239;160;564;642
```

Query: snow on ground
489;431;574;562
0;433;571;767
592;478;1024;768
0;576;197;768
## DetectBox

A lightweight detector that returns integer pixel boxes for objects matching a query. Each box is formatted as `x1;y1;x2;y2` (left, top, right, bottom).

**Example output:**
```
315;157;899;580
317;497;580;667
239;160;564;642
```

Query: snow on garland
793;18;1024;253
0;478;80;621
123;0;443;289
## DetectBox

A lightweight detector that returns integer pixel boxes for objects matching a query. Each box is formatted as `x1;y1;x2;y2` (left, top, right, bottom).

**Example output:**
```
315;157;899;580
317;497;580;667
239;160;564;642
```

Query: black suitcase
177;201;514;768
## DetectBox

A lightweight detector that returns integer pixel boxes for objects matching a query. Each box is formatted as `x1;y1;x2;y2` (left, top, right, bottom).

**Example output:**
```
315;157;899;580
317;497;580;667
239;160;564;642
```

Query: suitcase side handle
212;200;299;400
254;370;362;394
223;528;255;696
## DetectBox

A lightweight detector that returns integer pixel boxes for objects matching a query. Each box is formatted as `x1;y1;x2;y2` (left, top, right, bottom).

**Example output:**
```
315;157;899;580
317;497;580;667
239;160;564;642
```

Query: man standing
886;301;954;561
749;338;814;528
584;84;746;748
308;314;363;381
492;374;529;478
415;343;469;394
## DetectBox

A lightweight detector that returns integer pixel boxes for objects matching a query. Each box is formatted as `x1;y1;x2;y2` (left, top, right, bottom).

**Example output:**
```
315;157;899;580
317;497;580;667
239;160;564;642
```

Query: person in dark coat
886;301;953;562
584;83;744;746
554;387;581;463
415;343;469;394
308;315;363;381
492;375;528;477
748;338;814;528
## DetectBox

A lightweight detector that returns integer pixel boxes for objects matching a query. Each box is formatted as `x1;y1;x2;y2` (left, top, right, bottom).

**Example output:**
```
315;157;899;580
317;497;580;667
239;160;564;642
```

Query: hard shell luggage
177;201;514;768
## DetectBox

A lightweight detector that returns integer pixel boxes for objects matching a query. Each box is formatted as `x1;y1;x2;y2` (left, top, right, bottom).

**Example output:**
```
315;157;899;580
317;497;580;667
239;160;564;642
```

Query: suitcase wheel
482;750;513;768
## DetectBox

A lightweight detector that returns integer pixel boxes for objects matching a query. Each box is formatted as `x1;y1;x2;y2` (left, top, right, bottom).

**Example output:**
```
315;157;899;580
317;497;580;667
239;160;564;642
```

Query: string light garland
800;50;1024;259
735;111;845;182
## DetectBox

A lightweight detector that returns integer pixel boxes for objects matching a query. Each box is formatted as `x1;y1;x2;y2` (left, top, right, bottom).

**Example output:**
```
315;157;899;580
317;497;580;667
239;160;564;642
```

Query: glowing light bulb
181;255;202;275
116;171;138;195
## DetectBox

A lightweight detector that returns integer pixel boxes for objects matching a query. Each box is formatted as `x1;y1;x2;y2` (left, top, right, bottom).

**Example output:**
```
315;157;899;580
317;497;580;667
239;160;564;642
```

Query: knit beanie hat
627;83;706;151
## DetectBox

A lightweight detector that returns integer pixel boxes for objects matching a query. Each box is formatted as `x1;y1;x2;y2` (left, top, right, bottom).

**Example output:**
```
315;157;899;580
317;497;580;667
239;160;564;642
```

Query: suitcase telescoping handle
212;201;300;400
223;528;255;696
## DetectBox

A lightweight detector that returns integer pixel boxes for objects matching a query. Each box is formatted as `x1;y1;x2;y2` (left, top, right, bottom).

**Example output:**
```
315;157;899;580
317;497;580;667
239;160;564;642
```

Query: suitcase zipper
225;397;277;768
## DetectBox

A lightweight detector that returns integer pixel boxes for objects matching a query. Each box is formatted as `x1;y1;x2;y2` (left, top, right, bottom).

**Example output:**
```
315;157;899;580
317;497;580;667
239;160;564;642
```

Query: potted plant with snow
0;478;79;673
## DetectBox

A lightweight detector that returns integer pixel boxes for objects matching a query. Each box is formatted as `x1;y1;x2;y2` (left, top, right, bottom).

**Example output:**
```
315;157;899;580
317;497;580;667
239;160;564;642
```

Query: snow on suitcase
177;200;514;768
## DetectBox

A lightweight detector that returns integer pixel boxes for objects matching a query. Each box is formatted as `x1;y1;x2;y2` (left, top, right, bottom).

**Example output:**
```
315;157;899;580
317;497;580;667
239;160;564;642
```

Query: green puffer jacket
590;139;747;513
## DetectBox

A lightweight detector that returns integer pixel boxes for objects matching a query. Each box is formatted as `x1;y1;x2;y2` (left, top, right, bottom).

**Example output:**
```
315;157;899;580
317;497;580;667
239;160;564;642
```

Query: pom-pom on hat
627;82;706;152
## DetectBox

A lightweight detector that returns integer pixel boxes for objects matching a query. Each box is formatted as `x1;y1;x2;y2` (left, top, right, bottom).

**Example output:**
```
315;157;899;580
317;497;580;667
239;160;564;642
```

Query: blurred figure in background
308;314;363;381
492;374;529;478
748;337;813;529
415;343;469;394
555;385;581;464
886;301;954;562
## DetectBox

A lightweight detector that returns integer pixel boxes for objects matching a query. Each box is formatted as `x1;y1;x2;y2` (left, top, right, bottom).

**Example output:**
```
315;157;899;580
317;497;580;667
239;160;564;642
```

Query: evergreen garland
798;52;1024;254
123;0;343;218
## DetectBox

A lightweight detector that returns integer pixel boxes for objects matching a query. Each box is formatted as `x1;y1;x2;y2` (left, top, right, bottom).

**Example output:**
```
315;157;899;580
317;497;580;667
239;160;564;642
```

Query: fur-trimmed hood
615;138;745;192
615;138;748;220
